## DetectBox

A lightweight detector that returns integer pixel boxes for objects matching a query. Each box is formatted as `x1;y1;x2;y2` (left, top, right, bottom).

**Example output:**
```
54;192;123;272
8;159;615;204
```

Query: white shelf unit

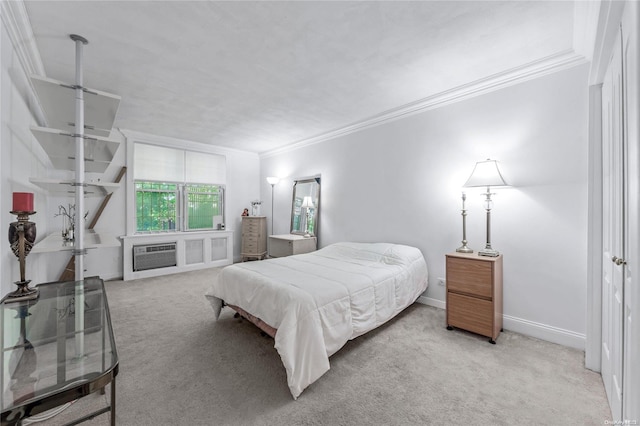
28;36;122;281
31;229;121;254
30;126;120;173
29;177;119;197
30;74;120;137
29;74;122;173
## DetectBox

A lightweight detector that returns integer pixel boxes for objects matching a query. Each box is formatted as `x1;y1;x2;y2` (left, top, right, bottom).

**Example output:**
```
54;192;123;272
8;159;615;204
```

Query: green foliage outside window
135;182;177;232
135;182;224;232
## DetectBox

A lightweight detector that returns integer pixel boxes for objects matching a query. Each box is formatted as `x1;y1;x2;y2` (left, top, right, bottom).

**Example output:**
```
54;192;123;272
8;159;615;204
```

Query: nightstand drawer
447;292;493;337
446;256;492;298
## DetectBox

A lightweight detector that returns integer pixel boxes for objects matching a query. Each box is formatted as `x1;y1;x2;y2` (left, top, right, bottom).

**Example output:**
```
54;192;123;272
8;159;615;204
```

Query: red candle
12;192;34;212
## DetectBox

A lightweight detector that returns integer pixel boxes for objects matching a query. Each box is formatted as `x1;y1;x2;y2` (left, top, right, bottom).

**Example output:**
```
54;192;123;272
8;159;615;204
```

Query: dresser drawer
446;256;492;298
243;240;258;250
447;292;493;337
243;224;260;233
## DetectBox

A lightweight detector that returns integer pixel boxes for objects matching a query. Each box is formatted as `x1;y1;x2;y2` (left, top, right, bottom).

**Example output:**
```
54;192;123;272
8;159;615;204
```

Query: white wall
1;13;55;296
260;64;590;348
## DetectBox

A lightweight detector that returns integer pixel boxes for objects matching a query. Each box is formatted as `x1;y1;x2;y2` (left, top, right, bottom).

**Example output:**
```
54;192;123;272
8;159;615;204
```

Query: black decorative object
7;210;38;301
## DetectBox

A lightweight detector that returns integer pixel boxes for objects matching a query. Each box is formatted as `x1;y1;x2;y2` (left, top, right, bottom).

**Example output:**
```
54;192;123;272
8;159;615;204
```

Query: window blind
134;144;184;182
134;143;226;184
185;150;226;184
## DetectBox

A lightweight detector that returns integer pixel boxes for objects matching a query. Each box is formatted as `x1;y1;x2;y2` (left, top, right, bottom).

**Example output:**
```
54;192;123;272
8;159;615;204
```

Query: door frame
586;0;626;373
587;0;640;421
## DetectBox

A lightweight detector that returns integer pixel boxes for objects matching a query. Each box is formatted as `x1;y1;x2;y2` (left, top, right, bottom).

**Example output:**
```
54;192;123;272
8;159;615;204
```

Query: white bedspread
205;242;428;399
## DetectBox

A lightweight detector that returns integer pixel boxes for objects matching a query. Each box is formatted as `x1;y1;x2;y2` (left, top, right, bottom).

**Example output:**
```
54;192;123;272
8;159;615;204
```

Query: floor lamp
266;177;279;235
463;159;509;257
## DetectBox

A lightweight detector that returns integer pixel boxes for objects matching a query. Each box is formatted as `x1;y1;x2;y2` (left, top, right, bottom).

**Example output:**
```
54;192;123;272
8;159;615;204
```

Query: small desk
268;234;317;258
1;278;118;425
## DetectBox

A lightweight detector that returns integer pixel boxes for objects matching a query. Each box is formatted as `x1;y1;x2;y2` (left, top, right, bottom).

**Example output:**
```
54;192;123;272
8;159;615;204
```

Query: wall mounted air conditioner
132;242;177;272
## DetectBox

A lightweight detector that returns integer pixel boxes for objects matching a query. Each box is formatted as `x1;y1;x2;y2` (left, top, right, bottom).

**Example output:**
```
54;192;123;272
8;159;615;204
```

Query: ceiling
23;1;584;154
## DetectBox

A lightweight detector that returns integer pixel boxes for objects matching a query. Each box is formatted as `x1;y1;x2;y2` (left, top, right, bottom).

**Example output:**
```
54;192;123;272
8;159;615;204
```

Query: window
133;143;226;233
135;182;177;232
186;184;224;230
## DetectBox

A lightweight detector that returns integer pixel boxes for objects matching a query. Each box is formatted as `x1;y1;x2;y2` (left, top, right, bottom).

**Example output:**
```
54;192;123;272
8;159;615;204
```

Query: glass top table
1;277;118;425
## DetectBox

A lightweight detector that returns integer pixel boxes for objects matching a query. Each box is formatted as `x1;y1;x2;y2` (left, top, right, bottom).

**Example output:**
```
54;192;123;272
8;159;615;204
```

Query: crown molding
1;0;48;127
119;128;257;157
261;50;587;159
573;0;602;62
1;0;45;77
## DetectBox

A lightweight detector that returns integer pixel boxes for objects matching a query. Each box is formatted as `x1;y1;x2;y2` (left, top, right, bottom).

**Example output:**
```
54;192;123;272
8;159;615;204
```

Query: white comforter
205;242;428;399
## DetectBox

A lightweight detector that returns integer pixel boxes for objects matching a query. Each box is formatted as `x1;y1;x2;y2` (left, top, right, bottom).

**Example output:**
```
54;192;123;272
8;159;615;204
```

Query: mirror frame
290;176;320;237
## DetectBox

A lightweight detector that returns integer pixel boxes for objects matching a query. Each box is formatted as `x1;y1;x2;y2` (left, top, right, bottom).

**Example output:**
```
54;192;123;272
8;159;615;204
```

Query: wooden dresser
241;216;267;261
268;234;317;258
445;252;503;343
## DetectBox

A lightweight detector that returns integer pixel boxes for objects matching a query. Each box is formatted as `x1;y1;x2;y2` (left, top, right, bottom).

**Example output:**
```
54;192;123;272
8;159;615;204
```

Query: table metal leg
110;377;116;426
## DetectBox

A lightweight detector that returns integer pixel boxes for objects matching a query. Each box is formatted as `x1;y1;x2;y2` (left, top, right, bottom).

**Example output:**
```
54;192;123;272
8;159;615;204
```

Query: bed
205;242;428;399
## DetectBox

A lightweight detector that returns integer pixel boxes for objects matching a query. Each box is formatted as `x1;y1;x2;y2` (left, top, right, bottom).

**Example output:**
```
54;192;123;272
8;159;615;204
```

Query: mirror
290;176;320;237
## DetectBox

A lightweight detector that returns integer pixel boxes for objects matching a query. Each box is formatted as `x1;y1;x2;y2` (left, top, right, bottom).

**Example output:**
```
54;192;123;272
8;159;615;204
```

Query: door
601;28;624;421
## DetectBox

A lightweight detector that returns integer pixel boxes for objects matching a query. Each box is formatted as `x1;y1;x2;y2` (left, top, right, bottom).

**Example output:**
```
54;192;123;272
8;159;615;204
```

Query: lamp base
4;280;38;303
478;248;500;257
456;243;473;253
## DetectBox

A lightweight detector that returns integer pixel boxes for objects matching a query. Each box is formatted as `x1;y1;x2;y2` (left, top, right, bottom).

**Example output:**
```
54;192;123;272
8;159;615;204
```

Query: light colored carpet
33;268;611;425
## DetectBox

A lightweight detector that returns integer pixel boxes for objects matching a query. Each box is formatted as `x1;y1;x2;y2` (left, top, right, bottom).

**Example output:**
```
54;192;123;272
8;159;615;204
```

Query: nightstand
268;234;317;258
445;252;503;344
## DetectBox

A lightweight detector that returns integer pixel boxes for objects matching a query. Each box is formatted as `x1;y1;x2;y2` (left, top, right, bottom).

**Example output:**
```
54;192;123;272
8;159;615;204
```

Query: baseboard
416;296;445;310
503;315;585;350
100;272;123;282
415;297;585;350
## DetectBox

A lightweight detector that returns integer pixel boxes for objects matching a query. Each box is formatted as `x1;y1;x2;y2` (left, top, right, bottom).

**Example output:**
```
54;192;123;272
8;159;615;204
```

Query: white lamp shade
266;176;280;185
301;196;314;208
463;159;508;188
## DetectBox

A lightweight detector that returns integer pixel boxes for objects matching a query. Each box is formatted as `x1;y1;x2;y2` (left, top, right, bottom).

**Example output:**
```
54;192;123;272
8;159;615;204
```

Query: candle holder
7;210;38;302
456;192;473;253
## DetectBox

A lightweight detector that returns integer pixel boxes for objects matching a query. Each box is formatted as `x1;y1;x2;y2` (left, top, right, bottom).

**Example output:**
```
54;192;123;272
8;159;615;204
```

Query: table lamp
463;159;509;257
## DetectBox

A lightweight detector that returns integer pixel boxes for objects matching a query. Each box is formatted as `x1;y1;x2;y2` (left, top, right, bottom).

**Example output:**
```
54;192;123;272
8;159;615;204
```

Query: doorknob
612;256;627;266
